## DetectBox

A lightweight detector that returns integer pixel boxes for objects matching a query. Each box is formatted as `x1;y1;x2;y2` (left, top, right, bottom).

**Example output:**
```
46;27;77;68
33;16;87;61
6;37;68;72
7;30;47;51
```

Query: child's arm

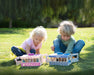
51;45;55;51
36;49;40;54
25;44;31;54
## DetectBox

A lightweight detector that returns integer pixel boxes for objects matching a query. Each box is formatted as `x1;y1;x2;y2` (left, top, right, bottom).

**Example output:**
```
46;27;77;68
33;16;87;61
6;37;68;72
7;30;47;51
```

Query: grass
0;27;94;75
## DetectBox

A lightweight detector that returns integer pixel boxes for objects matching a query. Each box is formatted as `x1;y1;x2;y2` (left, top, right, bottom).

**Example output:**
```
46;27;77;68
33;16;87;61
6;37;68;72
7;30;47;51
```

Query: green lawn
0;28;94;75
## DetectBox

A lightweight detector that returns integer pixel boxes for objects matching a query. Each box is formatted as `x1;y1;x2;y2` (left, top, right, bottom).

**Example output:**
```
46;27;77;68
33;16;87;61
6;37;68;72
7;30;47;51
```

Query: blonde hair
58;21;76;35
30;26;47;41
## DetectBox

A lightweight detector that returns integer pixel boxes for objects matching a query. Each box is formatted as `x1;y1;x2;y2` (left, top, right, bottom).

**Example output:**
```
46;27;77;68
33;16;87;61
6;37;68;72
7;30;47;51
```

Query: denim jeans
53;38;85;54
11;46;36;56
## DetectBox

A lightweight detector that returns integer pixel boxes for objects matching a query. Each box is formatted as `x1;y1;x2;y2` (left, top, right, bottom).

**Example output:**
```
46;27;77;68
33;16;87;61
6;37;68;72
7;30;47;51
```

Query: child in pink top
11;26;47;56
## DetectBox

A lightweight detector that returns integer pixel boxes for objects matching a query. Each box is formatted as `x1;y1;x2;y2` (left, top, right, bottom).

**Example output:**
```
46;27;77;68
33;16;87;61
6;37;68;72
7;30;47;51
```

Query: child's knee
72;40;85;53
78;40;85;46
11;46;15;51
53;38;59;43
11;46;17;52
53;38;60;46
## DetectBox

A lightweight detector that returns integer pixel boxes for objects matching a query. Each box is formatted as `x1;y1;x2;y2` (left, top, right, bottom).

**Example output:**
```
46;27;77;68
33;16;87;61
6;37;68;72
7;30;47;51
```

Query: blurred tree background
0;0;94;28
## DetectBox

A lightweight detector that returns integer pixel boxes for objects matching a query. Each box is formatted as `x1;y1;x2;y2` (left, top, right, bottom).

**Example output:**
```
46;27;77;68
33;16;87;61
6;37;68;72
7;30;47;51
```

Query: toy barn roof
49;53;71;58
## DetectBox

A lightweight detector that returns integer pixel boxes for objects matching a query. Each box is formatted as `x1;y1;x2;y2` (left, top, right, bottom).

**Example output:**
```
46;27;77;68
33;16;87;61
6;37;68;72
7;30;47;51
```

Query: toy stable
46;52;79;66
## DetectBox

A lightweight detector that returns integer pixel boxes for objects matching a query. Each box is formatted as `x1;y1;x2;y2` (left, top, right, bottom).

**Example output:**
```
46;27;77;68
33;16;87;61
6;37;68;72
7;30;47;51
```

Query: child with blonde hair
11;26;47;56
51;21;85;54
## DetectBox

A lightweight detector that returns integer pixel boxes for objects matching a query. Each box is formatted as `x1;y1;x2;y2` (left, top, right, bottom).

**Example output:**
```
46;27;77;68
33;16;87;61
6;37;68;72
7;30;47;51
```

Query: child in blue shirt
51;21;85;54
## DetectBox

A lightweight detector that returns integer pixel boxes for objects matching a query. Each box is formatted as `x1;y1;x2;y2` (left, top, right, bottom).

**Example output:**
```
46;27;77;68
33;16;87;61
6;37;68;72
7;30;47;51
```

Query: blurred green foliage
0;0;94;28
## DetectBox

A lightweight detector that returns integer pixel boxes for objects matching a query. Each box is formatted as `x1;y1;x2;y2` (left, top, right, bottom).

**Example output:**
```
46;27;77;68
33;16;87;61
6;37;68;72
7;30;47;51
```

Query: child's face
61;33;71;41
33;35;43;46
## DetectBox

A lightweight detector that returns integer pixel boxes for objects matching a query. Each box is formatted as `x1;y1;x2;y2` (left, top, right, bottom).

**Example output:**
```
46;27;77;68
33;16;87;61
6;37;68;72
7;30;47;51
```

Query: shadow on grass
48;64;74;71
0;59;15;66
19;66;40;70
77;44;94;70
0;68;94;75
91;37;94;40
85;45;94;51
0;28;26;34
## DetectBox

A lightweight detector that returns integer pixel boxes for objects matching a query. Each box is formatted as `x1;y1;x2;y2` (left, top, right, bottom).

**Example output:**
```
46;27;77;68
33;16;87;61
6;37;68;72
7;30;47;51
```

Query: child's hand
51;46;55;51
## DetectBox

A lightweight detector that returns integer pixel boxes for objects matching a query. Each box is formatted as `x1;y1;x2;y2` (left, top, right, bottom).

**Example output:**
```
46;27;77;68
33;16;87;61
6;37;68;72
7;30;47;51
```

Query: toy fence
15;53;47;67
46;53;79;66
